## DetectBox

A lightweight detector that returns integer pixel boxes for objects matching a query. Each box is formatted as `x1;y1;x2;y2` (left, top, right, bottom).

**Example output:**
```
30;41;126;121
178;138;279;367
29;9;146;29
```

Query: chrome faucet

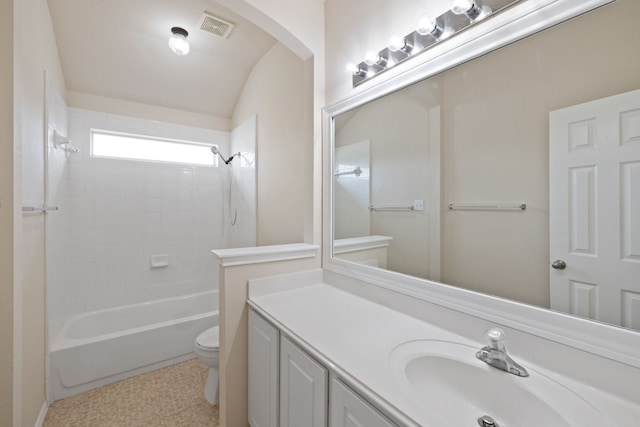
476;328;529;377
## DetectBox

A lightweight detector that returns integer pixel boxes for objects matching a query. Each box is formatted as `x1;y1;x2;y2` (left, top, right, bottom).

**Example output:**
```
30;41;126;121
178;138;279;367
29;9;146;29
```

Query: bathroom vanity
247;269;640;427
248;309;394;427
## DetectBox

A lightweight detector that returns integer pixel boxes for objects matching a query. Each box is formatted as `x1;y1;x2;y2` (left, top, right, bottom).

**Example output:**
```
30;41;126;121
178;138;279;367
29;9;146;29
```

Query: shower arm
211;147;241;165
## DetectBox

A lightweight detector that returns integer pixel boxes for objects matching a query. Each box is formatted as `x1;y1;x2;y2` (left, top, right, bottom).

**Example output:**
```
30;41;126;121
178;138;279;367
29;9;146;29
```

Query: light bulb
416;14;437;36
389;36;406;52
346;63;367;77
168;27;190;56
364;51;380;66
451;0;476;15
346;63;359;73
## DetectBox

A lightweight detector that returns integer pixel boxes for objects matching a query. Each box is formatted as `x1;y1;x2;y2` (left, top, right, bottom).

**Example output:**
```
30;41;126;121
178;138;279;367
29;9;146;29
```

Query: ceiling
47;0;277;118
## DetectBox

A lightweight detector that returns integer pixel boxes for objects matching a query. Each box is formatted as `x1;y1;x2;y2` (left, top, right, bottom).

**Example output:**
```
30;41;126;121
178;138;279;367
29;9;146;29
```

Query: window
91;130;216;166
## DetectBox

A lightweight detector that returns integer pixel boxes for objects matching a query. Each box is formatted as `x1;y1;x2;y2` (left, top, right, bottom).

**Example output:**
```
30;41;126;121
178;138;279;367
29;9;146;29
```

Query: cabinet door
248;310;279;427
280;336;328;427
330;379;396;427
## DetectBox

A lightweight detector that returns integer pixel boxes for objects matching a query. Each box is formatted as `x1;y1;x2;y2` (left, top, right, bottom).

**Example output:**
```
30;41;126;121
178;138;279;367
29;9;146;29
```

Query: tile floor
43;359;219;427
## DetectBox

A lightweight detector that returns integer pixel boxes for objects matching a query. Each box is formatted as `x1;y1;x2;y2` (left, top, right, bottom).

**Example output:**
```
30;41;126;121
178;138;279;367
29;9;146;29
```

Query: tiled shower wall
227;115;257;247
47;106;256;334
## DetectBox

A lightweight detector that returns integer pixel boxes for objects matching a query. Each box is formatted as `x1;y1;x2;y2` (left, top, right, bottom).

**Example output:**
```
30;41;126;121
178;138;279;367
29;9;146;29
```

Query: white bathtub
50;290;218;400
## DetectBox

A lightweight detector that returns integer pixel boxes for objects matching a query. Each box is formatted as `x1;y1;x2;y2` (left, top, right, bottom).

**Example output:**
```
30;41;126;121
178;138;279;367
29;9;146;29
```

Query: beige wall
0;0;14;424
217;0;325;247
66;91;231;132
232;43;310;246
325;0;640;308
12;0;67;424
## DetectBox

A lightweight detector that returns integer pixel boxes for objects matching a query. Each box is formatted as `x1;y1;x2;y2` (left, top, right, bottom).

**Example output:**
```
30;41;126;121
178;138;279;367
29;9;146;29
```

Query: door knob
478;415;498;427
551;260;566;270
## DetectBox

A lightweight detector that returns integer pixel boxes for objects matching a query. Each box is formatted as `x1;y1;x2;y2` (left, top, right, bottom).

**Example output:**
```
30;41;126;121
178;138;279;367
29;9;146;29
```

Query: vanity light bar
349;0;523;87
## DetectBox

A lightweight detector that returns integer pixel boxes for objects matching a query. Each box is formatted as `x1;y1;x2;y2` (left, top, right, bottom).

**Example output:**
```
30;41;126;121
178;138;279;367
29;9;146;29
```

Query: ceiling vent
198;13;234;39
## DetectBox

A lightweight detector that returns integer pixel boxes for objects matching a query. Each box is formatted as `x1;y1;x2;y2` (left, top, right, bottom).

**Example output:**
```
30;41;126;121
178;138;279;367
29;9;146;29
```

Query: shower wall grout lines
47;108;238;338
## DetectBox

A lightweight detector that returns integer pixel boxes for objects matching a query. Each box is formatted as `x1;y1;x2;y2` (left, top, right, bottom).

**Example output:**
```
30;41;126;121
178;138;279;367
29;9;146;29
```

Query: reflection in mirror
334;139;371;238
334;87;442;280
332;0;640;331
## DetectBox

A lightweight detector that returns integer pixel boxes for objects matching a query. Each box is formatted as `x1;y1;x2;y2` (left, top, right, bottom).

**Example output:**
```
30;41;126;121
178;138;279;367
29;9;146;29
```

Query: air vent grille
199;13;234;39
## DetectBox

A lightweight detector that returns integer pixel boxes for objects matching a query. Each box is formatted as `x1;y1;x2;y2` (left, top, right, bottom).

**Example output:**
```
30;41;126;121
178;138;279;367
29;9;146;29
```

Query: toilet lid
196;326;219;349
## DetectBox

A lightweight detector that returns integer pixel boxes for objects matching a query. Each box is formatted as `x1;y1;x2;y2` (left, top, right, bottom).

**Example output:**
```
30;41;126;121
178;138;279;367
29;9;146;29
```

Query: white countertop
249;274;484;426
248;270;640;426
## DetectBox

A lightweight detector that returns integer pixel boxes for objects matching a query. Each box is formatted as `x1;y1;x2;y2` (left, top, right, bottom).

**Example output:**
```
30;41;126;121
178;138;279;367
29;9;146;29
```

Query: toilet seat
194;326;220;404
196;326;219;350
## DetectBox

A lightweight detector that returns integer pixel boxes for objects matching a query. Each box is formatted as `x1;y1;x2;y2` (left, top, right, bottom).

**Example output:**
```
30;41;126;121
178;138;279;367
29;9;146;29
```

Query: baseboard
34;401;48;427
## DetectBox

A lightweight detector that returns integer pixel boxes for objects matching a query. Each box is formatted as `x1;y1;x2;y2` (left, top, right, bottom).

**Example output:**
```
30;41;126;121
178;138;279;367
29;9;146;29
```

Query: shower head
211;146;240;165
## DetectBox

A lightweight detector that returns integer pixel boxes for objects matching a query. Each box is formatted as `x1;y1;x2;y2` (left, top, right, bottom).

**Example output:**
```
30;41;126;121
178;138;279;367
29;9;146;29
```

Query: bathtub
50;290;218;400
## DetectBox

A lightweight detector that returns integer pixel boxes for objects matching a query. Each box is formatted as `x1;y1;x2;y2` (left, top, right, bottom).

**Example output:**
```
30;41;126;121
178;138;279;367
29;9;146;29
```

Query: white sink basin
388;340;613;426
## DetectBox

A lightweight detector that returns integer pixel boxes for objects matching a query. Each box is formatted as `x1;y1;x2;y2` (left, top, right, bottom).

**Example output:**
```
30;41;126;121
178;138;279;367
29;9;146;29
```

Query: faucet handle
485;328;506;351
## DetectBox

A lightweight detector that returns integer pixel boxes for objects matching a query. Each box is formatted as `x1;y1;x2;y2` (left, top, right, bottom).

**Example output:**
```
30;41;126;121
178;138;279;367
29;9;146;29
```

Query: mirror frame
323;0;640;368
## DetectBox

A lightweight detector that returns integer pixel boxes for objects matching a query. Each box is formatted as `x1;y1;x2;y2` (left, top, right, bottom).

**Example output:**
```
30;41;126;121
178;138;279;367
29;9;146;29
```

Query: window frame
90;129;219;167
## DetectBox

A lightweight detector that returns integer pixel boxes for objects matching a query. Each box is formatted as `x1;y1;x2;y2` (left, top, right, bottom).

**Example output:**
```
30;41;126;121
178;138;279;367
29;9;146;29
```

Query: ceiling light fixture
168;27;190;56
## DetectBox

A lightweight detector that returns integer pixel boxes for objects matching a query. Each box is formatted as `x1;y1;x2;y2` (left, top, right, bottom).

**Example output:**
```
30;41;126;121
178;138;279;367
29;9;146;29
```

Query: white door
550;89;640;330
280;336;328;427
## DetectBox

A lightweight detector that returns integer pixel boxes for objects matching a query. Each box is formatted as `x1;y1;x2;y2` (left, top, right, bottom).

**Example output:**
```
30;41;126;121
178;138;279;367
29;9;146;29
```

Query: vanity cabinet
330;378;396;427
248;308;398;427
280;336;328;427
248;309;280;427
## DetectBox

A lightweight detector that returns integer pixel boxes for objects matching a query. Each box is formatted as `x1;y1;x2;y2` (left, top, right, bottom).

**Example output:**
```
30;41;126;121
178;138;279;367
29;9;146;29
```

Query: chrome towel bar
448;203;526;211
368;205;415;212
22;205;59;213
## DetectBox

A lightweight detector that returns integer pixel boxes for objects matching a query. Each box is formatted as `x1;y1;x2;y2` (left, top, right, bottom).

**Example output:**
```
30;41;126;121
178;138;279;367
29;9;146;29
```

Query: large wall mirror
329;0;640;334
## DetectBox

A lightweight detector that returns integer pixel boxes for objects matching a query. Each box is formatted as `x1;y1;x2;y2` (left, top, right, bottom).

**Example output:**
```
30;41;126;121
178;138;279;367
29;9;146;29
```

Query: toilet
194;326;220;404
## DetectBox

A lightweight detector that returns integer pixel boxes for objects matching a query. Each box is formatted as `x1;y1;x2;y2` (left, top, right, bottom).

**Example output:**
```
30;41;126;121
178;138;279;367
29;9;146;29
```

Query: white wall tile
48;107;252;324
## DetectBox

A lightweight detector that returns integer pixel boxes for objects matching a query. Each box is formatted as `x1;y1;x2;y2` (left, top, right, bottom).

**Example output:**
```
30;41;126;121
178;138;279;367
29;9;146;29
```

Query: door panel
330;378;395;427
280;336;327;427
550;89;640;330
248;310;279;427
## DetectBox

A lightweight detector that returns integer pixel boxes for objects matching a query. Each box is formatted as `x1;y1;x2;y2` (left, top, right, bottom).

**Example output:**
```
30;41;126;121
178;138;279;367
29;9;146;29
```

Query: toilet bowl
194;326;219;404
